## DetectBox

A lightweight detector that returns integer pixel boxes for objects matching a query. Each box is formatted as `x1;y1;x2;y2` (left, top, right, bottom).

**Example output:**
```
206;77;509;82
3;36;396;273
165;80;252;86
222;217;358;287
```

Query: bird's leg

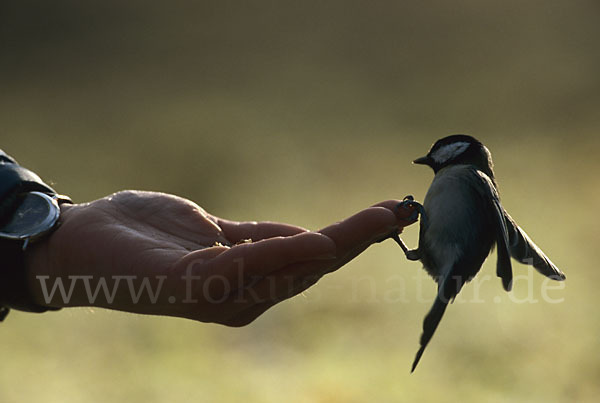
381;229;420;261
390;232;410;253
391;195;424;261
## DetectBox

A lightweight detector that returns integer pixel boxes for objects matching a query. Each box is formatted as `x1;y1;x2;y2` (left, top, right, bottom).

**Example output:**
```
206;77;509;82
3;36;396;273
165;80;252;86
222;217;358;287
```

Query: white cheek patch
430;142;470;164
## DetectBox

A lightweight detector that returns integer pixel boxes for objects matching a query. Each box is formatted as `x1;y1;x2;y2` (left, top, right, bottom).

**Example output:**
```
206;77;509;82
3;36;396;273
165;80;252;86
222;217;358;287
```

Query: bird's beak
413;156;430;165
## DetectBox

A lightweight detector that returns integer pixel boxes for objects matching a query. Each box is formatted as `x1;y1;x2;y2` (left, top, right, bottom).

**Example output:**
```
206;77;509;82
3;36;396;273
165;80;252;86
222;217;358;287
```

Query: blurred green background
1;1;599;402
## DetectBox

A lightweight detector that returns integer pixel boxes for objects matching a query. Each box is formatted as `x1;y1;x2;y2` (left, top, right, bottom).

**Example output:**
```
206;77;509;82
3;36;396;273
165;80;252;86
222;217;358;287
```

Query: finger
168;246;231;303
222;204;408;311
226;264;316;305
201;231;336;283
223;302;273;327
214;218;308;243
190;245;230;259
196;232;333;301
319;206;399;258
216;203;419;324
372;199;419;227
174;245;230;268
222;272;321;326
215;231;335;277
170;231;334;321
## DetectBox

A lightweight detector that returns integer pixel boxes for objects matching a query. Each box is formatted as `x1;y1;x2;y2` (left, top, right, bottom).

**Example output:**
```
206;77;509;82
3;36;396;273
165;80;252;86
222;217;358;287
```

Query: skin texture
24;190;416;326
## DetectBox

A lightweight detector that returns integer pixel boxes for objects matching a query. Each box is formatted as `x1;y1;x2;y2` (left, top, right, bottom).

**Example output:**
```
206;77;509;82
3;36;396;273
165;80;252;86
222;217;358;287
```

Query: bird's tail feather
411;275;465;372
411;295;448;372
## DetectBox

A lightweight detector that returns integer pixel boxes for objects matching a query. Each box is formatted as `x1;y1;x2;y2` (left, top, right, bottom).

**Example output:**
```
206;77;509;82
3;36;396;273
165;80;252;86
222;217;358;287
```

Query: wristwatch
0;191;71;250
0;150;71;320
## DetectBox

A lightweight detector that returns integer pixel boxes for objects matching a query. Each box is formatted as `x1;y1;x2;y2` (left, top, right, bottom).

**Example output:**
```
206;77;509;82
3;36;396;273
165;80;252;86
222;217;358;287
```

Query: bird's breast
419;165;494;279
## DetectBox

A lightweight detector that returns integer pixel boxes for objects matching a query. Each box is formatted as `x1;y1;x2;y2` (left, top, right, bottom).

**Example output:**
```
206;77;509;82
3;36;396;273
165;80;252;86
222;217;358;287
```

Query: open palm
27;190;416;326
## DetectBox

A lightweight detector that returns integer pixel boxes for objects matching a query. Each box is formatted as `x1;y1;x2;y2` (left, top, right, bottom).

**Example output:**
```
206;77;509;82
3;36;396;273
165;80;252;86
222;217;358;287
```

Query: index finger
371;199;419;227
318;206;398;257
213;217;308;244
193;231;336;284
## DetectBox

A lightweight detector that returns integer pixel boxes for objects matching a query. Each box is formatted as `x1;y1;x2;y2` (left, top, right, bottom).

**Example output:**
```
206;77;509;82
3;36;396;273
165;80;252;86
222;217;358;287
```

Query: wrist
24;203;75;309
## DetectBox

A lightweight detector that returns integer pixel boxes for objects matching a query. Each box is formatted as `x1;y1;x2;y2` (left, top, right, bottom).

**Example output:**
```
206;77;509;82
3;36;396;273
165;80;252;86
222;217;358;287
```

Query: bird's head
414;134;495;178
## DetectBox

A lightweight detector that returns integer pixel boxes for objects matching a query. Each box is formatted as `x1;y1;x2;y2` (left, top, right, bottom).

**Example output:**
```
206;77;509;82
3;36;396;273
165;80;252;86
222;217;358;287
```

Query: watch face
0;192;60;240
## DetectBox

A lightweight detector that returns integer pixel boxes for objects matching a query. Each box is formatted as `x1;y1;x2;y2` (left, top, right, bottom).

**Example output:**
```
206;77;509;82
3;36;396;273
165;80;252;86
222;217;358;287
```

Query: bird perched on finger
394;134;566;372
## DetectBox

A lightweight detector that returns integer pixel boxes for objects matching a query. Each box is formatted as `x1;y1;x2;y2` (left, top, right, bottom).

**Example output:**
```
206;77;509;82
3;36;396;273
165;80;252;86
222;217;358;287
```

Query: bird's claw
396;195;427;225
386;195;426;261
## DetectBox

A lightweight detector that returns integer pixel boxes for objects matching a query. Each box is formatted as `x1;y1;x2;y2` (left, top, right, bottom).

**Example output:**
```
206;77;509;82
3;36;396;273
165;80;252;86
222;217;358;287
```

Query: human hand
25;191;416;326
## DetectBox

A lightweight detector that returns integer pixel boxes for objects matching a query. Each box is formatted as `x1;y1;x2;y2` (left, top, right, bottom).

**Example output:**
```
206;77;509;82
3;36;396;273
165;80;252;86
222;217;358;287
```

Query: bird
391;134;566;372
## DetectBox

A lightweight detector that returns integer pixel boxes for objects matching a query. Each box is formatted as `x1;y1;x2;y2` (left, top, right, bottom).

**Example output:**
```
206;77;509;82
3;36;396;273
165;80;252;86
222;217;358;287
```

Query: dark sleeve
0;149;62;320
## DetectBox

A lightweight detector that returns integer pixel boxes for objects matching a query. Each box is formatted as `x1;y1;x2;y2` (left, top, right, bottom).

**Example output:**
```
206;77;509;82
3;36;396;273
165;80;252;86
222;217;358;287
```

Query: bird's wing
471;169;565;281
471;169;513;291
502;210;566;280
411;272;465;372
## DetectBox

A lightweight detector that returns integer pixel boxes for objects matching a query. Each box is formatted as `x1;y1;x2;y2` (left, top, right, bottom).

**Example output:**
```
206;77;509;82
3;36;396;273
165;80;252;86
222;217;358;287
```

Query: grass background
1;1;599;401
